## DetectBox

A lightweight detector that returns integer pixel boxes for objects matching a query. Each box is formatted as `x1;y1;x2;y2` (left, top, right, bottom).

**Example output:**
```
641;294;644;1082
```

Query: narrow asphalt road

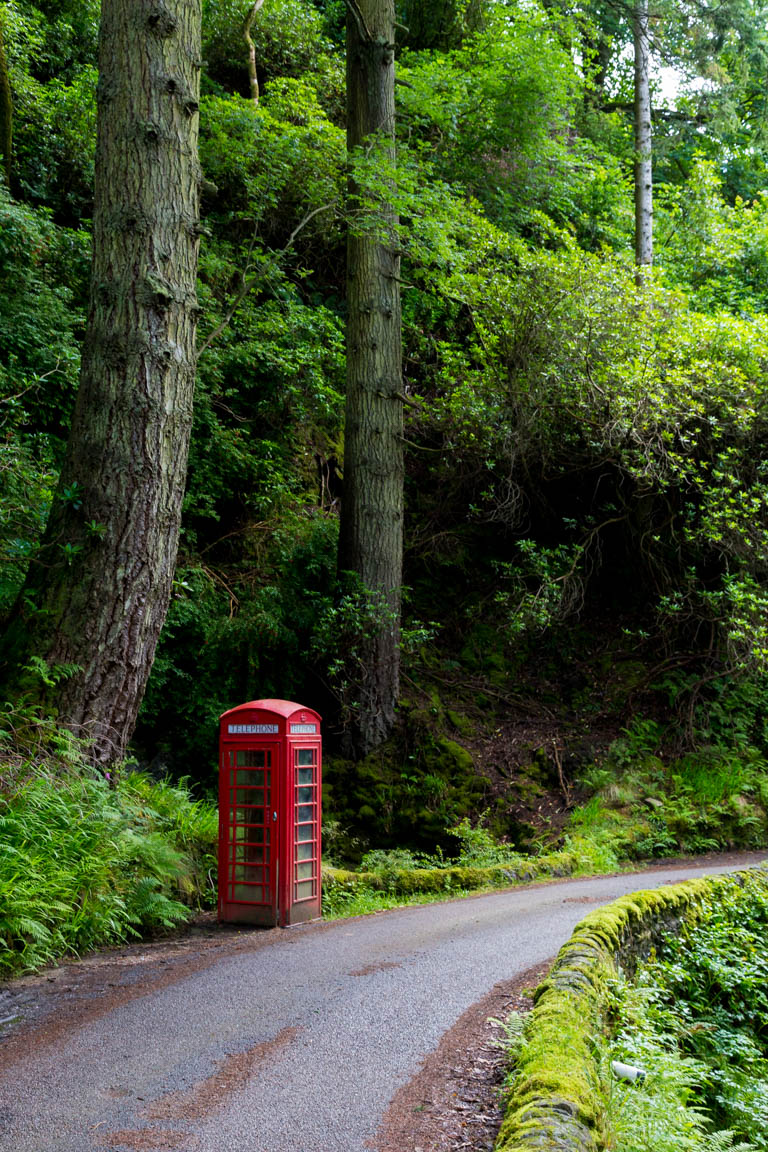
1;853;764;1152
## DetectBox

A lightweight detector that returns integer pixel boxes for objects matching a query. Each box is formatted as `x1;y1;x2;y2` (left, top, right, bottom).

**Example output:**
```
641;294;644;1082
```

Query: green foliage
563;799;627;873
6;0;768;868
602;974;756;1152
202;0;342;105
0;760;217;975
648;877;768;1148
397;1;626;240
137;507;348;773
321;849;572;916
322;712;488;857
657;160;768;314
320;874;471;918
448;812;519;866
186;84;345;550
310;580;401;727
496;872;768;1152
600;874;768;1151
0;181;86;612
2;0;99;220
574;738;768;862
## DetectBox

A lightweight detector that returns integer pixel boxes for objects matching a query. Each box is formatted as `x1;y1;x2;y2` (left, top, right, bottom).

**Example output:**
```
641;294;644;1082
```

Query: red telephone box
218;699;322;927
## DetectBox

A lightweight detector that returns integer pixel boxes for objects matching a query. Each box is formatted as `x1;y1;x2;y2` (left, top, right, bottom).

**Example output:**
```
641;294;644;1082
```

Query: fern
0;765;217;975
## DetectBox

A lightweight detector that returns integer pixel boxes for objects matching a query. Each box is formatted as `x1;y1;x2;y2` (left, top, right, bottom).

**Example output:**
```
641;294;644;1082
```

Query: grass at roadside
320;815;632;919
0;752;217;976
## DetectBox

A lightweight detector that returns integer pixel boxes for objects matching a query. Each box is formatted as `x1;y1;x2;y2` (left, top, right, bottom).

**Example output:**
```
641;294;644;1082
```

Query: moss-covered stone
437;737;474;774
446;708;474;736
322;701;488;857
496;867;768;1152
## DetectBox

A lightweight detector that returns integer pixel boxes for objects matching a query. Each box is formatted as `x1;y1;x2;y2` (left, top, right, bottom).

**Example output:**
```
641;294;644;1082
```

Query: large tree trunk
338;0;403;757
0;15;12;186
633;0;653;273
0;0;202;765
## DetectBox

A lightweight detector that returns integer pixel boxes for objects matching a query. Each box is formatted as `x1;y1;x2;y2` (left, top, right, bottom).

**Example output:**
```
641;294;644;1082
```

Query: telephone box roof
220;699;321;721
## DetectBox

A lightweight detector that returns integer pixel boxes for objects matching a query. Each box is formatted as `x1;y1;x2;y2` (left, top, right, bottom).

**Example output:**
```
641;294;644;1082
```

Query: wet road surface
1;853;764;1152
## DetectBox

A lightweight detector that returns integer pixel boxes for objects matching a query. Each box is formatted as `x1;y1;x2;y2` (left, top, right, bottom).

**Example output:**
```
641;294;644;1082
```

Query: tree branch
600;99;710;125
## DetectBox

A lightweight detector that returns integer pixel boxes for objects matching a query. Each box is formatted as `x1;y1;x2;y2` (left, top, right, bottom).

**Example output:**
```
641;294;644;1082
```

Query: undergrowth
577;734;768;862
602;873;768;1151
0;706;218;976
602;974;756;1152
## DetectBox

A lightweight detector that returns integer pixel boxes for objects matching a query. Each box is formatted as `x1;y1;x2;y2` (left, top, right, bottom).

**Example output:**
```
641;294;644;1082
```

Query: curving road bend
0;853;764;1152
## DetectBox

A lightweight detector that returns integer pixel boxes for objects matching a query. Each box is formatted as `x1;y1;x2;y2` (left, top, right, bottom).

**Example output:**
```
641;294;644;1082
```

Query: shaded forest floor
325;599;768;873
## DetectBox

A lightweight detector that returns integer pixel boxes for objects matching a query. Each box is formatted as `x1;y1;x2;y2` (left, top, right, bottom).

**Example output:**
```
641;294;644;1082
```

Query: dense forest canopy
3;0;768;850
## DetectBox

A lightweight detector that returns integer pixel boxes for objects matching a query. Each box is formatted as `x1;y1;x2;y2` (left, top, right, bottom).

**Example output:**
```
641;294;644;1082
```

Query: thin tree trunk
0;16;12;186
633;0;653;274
0;0;202;766
243;0;263;106
339;0;403;757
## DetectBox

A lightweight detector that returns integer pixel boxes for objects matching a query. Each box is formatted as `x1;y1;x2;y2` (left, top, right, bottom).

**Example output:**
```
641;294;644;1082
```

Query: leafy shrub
603;973;756;1152
448;813;518;866
651;877;768;1147
0;758;217;976
596;874;768;1152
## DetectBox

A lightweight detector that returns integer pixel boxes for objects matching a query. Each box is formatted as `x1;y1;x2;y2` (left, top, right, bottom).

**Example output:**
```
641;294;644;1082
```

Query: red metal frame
218;700;322;927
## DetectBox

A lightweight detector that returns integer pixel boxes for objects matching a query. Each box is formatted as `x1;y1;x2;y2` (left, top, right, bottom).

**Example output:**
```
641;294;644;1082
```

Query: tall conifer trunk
339;0;403;757
0;16;12;186
0;0;202;765
633;0;653;273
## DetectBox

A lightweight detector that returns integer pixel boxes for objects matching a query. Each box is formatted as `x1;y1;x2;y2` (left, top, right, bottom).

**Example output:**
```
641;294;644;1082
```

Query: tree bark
0;15;13;186
633;0;653;274
243;0;263;106
338;0;403;757
0;0;202;766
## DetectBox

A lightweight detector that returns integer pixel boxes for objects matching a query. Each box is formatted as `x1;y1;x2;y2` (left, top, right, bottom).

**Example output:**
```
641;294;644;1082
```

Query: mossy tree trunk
0;0;202;765
338;0;403;758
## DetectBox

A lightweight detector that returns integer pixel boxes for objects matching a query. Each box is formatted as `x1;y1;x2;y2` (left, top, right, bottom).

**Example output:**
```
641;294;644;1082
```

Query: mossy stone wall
497;868;768;1152
322;851;579;899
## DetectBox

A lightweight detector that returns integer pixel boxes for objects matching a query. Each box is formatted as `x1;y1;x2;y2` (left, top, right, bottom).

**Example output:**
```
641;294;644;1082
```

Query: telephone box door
220;744;279;923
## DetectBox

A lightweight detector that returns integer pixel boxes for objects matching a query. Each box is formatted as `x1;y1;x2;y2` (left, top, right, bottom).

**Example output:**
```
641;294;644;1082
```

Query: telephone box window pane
297;842;313;861
297;823;313;842
234;787;264;806
297;804;314;822
234;844;265;864
297;768;314;786
235;770;265;787
296;862;314;880
234;825;266;843
234;865;265;882
296;749;315;766
236;750;268;768
297;786;313;804
296;880;314;899
232;884;264;903
235;806;265;824
232;787;265;806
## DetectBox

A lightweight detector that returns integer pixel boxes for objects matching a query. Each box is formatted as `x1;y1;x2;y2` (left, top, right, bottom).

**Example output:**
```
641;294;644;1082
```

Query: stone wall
495;868;768;1152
